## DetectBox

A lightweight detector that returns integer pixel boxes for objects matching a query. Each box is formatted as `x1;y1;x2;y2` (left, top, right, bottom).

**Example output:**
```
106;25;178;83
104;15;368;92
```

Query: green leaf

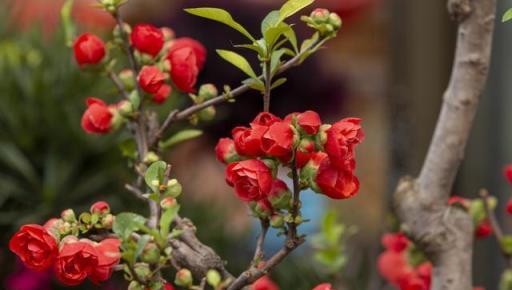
301;32;319;52
144;161;167;193
160;205;180;238
60;0;76;47
270;49;287;73
504;8;512;22
271;78;287;89
216;49;258;79
503;236;512;254
261;10;281;35
283;26;298;53
113;213;147;240
128;91;140;110
134;235;151;264
159;129;203;149
242;78;265;92
185;8;255;41
279;0;315;23
264;24;291;49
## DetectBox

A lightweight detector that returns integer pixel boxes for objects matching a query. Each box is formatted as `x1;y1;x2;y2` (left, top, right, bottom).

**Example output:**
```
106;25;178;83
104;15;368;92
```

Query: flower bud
198;106;216;121
134;263;152;281
296;111;321;135
315;124;331;149
206;269;222;288
311;8;330;23
152;84;172;104
141;243;161;264
164;179;182;198
328;13;342;29
61;209;76;223
119;69;136;91
300;152;329;192
90;201;110;215
117;100;134;116
73;33;106;67
215;138;240;164
270;214;285;228
160;197;177;209
161;27;175;41
500;269;512;290
58;222;72;236
296;138;316;168
144;151;160;164
268;179;292;209
113;23;132;40
251;200;273;219
138;66;166;94
198;84;218;101
102;214;114;229
175;269;193;287
131;24;164;57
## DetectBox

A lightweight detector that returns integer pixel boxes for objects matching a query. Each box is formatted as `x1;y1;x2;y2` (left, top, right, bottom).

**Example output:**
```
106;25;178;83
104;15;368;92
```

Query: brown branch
394;1;496;290
252;219;269;265
108;71;130;99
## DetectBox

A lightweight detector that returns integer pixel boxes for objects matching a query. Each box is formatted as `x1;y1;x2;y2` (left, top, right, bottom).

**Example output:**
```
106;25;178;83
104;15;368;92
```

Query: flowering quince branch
393;0;496;289
8;0;361;289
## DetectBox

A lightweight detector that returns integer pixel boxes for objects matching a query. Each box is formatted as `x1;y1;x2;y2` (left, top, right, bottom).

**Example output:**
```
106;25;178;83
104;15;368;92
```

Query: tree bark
394;0;495;290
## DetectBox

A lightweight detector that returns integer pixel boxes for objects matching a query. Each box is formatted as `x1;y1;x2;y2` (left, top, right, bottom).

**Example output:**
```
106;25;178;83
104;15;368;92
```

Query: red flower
9;224;58;272
261;121;296;162
251;276;279;290
130;24;164;57
312;283;333;290
381;233;409;253
232;126;267;157
215;138;239;164
138;65;166;94
225;160;273;202
377;251;412;285
297;110;321;134
315;158;359;199
475;219;492;238
168;47;199;93
81;97;113;134
296;138;316;168
89;238;121;284
73;33;106;66
267;179;291;209
90;201;110;214
54;238;98;286
416;262;432;288
505;164;512;184
324;118;364;169
169;37;207;70
152;84;172;104
507;199;512;215
164;283;175;290
251;112;281;127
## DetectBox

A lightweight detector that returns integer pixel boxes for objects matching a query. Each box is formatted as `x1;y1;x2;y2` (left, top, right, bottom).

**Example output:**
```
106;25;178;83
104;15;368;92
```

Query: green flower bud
311;8;330;23
141;243;161;264
164;179;182;198
206;269;222;288
119;69;135;91
144;152;160;164
328;13;342;29
198;106;216;121
61;209;76;223
102;214;114;229
175;269;193;287
270;214;285;228
134;263;152;281
198;83;218;101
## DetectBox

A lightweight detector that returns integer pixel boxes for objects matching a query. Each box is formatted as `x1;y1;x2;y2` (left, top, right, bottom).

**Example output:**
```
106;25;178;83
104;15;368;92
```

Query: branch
252;219;269;265
394;1;496;290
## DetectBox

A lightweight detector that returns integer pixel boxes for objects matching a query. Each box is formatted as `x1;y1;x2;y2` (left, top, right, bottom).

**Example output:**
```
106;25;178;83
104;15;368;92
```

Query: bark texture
394;0;495;290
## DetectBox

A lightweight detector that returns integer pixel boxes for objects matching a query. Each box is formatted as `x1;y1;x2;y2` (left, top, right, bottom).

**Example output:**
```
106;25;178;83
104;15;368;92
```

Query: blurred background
0;0;511;289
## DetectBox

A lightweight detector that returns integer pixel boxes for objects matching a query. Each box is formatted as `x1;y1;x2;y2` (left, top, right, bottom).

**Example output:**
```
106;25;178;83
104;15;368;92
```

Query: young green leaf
217;49;258;79
271;49;287;73
144;161;167;193
271;78;287;89
134;235;151;264
160;205;180;238
264;23;293;49
503;8;512;22
60;0;76;47
242;78;265;92
113;212;147;240
159;129;203;149
185;8;255;41
283;26;299;53
279;0;315;23
261;10;281;35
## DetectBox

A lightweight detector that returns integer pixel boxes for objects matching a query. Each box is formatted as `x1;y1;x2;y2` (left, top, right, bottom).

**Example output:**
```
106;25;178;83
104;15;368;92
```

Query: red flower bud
475;219;492;238
261;121;296;162
160;197;177;209
90;201;110;214
251;112;281;127
251;199;273;219
311;8;330;23
225;160;273;202
295;138;316;168
232;126;267;158
152;84;172;104
324;118;364;169
312;283;334;290
9;224;58;272
296;110;321;135
164;283;175;290
215;138;240;164
81;97;113;134
504;164;512;184
168;47;199;93
130;24;164;57
138;65;166;94
301;151;329;191
169;37;207;70
381;233;409;253
250;276;279;290
161;27;175;41
175;269;193;287
315;158;359;199
267;179;292;209
73;33;106;66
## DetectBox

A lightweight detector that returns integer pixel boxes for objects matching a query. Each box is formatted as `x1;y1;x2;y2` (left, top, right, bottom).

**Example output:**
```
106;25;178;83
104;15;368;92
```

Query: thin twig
288;162;301;239
263;60;272;112
108;71;130;99
125;183;147;200
252;219;270;265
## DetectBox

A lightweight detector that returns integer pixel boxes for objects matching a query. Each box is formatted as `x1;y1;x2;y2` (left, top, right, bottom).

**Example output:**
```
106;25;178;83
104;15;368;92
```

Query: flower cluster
377;233;432;290
216;111;364;216
9;202;120;286
73;23;207;134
